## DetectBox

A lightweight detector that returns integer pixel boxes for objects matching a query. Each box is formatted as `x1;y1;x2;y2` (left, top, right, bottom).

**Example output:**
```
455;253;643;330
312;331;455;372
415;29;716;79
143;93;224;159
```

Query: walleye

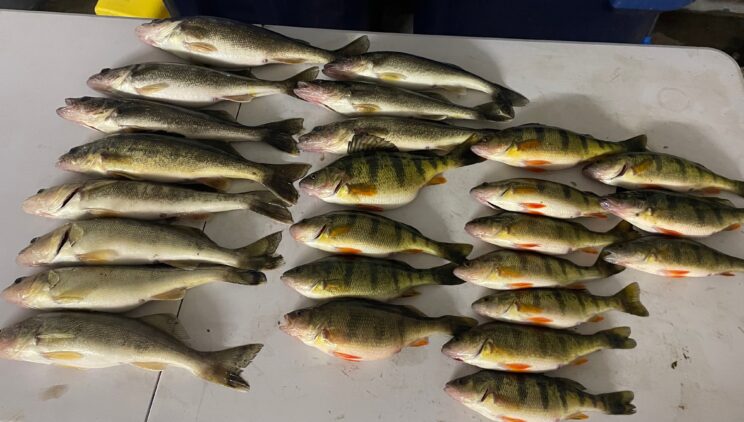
584;151;744;197
290;210;472;263
17;218;283;270
300;141;483;210
24;180;292;224
298;116;496;154
294;80;513;121
281;255;463;300
441;322;636;371
56;133;311;204
445;370;636;422
3;266;264;312
87;62;318;108
323;51;527;109
600;189;743;237
465;212;639;255
471;178;607;219
0;312;262;391
454;249;624;290
280;298;476;361
471;124;647;171
136;16;370;68
472;283;649;328
57;97;304;154
602;236;744;278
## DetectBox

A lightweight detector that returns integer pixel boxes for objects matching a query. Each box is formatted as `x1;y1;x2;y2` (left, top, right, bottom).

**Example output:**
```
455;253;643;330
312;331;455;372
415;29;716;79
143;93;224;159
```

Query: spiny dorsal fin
348;133;399;153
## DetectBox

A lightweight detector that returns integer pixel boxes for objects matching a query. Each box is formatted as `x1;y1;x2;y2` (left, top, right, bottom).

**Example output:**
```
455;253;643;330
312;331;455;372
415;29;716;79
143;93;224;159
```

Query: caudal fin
332;35;370;57
198;344;263;391
733;180;744;198
444;135;486;168
596;326;637;349
493;86;529;107
611;282;649;317
434;241;473;264
594;258;626;277
261;132;300;155
474;97;515;122
262;162;311;204
235;231;285;270
607;220;640;242
597;391;636;415
619;135;647;152
435;315;478;335
427;263;466;286
240;190;293;224
282;67;320;93
224;269;267;286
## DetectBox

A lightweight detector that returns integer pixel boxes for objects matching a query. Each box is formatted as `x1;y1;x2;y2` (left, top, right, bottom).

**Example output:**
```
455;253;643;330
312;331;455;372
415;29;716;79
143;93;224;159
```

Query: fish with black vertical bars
454;249;625;290
280;298;476;361
441;321;636;371
136;16;370;68
299;139;484;210
471;178;608;219
23;180;293;224
57;97;304;154
0;312;262;391
602;236;744;278
290;210;472;262
584;151;744;197
56;133;310;204
294;80;514;121
600;189;744;237
16;218;283;270
87;62;318;108
3;266;265;312
465;212;640;255
470;124;647;171
471;283;649;328
323;51;527;109
281;255;463;300
445;370;636;422
298;116;497;154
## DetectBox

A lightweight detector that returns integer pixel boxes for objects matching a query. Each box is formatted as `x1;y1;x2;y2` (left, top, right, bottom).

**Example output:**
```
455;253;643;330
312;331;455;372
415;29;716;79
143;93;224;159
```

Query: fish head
469;182;508;208
464;215;510;241
599;191;650;219
56;97;118;131
453;257;497;283
280;267;316;295
323;56;373;80
0;317;41;360
1;273;51;307
16;225;71;267
135;19;181;48
22;183;83;218
444;372;495;405
280;307;322;342
601;240;649;267
294;81;350;107
56;143;102;173
297;122;354;153
299;168;346;199
469;133;515;159
289;215;329;243
87;66;132;94
472;293;515;317
441;334;480;362
583;157;628;183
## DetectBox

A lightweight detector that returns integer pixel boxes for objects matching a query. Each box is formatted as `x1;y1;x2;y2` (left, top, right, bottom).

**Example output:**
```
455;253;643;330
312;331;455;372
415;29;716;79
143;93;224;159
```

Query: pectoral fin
378;72;407;81
151;288;187;300
347;183;378;196
132;362;167;371
42;351;84;361
134;83;169;95
219;94;255;102
353;103;381;113
75;250;118;264
184;41;218;53
408;337;428;347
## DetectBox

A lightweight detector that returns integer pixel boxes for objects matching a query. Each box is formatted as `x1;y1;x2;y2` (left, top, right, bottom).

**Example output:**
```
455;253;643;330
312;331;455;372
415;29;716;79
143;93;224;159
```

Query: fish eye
100;68;111;74
30;237;39;243
13;277;23;284
36;188;45;194
68;146;81;154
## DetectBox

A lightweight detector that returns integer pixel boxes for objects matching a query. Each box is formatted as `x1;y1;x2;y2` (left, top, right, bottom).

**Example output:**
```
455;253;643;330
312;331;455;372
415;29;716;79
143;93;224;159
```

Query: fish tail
239;191;293;224
607;220;640;241
492;85;529;107
432;241;473;264
282;67;320;94
332;35;370;57
434;315;478;335
256;118;305;154
224;269;267;286
426;263;466;286
611;282;649;317
595;326;637;349
619;134;647;152
733;180;744;198
235;231;285;270
262;162;311;204
594;258;626;277
444;135;486;168
199;344;263;391
474;96;515;122
596;391;636;415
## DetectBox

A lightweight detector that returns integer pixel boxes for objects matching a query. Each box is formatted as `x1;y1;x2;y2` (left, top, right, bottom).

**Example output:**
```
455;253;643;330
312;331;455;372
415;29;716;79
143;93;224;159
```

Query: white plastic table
0;9;743;422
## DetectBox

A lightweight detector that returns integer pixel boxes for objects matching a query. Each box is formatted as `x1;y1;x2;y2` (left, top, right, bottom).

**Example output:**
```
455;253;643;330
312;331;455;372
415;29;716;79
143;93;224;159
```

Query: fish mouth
289;222;326;242
0;279;25;305
453;265;476;283
470;187;502;209
135;19;177;46
322;63;356;80
297;133;328;153
599;249;621;265
440;340;466;361
299;177;342;198
293;82;331;105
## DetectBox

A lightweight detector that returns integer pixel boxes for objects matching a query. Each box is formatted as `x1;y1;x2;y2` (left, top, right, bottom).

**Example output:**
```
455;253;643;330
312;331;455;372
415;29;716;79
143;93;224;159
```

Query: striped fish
601;189;743;237
445;370;636;422
281;255;463;300
465;212;639;255
280;298;476;361
290;210;473;263
471;178;607;219
471;124;646;171
454;249;624;289
441;321;636;372
472;283;649;328
603;236;744;278
584;152;744;197
300;141;483;210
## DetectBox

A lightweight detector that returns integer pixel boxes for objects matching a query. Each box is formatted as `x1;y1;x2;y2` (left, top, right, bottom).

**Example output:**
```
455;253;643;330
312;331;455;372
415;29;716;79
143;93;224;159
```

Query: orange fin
567;412;589;420
502;363;531;372
701;187;721;194
725;223;741;231
587;212;608;219
336;247;362;255
573;357;589;366
720;271;736;276
521;202;546;209
527;316;553;325
568;283;586;290
516;303;543;314
523;159;551;166
403;248;424;254
525;167;547;173
499;268;522;278
580;247;599;254
588;315;604;323
184;41;218;53
408;338;429;347
75;250;118;264
515;243;540;249
329;225;352;237
662;269;690;278
631;160;653;174
347;184;378;196
501;417;527;422
508;282;534;289
355;204;385;212
427;175;447;186
656;227;683;237
42;351;84;361
526;210;545;215
516;140;541;150
333;351;362;362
